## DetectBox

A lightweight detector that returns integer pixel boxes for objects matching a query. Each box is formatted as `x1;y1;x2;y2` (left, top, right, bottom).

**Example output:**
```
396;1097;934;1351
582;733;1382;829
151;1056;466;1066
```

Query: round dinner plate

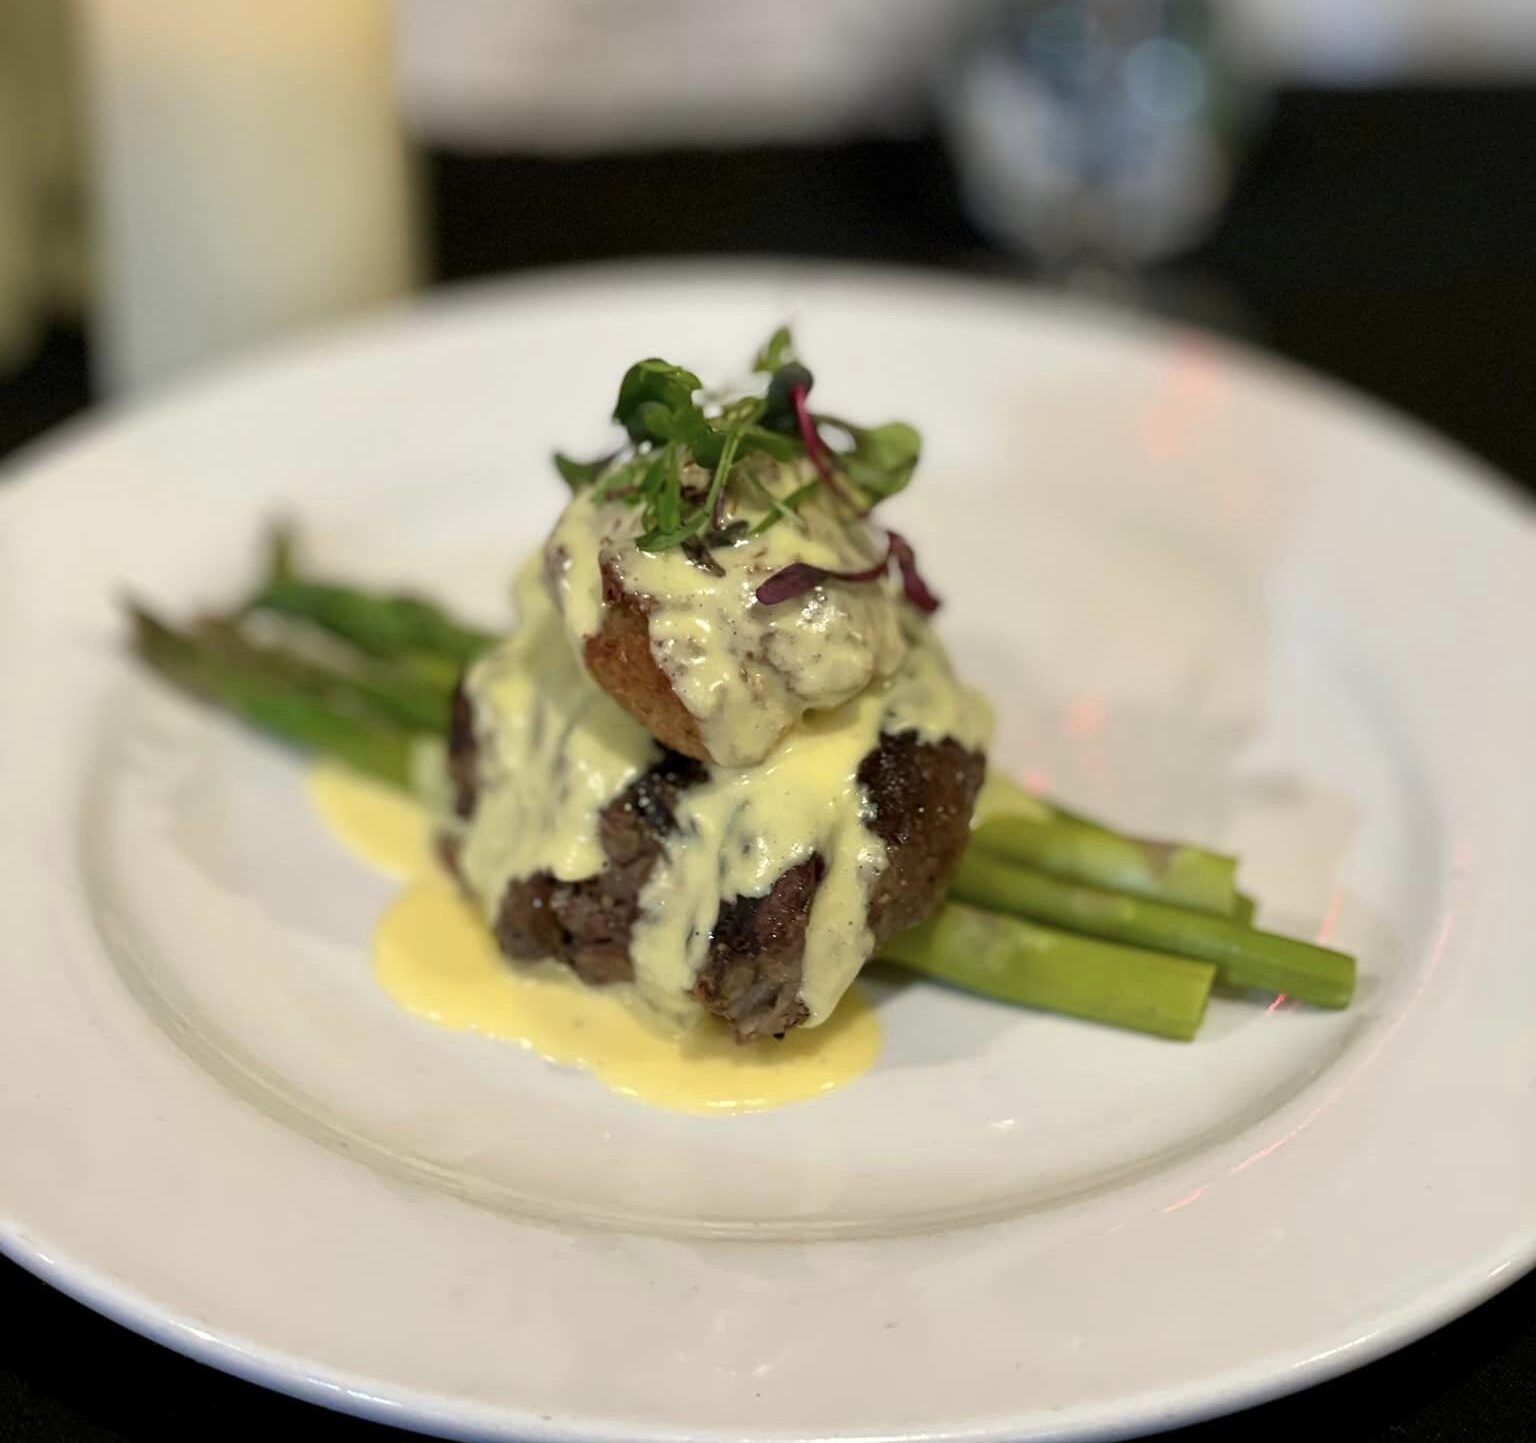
1;263;1533;1442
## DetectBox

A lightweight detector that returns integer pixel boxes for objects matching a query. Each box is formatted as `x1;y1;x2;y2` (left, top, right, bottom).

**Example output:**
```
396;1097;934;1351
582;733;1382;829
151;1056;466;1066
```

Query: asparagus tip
124;596;171;651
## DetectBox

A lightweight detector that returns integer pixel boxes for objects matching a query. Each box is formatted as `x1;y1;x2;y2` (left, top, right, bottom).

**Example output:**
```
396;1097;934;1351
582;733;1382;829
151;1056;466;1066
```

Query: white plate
2;264;1533;1443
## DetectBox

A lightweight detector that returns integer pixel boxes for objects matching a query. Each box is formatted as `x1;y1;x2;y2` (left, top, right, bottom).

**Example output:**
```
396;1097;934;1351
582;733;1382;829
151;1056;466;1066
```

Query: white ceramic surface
1;264;1532;1442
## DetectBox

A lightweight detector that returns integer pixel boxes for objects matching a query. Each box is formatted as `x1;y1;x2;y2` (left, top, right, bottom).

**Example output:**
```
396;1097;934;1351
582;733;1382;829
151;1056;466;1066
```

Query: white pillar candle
81;0;418;393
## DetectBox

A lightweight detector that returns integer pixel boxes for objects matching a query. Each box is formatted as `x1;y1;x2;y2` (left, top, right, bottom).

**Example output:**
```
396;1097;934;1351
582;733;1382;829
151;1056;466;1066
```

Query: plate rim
2;255;1531;526
3;259;1533;1443
5;1227;1531;1443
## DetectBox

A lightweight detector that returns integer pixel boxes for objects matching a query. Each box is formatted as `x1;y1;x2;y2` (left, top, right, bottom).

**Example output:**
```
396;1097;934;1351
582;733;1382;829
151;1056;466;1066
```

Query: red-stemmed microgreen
754;543;896;607
788;381;858;510
888;530;940;613
553;329;931;606
754;530;941;614
704;426;745;531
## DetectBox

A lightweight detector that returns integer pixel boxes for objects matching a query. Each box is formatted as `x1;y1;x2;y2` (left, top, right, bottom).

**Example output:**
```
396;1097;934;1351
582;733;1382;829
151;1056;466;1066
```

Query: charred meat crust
692;857;822;1040
688;732;985;1039
493;752;703;987
582;561;709;762
447;680;479;819
447;695;983;1039
860;732;987;942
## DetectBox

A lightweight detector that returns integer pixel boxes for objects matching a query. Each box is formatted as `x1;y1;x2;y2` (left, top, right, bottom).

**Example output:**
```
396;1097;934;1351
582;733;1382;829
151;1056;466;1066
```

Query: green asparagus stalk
137;533;1354;1036
130;606;420;788
242;524;494;670
880;903;1216;1041
250;576;494;669
971;808;1241;918
193;619;453;734
950;849;1354;1009
264;522;299;586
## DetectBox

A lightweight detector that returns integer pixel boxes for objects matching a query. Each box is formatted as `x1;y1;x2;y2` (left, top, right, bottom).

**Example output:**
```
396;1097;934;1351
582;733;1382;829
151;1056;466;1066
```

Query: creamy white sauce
458;560;658;908
631;616;991;1025
457;508;992;1031
545;461;909;766
308;760;884;1115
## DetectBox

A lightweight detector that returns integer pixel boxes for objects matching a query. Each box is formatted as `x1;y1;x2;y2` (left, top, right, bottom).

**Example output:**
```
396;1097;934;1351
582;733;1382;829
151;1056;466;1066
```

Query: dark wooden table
2;87;1532;1443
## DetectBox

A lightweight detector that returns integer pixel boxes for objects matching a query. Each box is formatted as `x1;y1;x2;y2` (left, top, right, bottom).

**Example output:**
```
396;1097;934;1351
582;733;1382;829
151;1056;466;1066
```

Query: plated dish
1;266;1531;1443
129;328;1352;1115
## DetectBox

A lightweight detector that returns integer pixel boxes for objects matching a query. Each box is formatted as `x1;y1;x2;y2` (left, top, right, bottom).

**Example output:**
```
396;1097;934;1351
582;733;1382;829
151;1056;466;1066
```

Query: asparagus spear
971;808;1241;918
193;618;453;733
241;524;493;669
244;525;493;667
950;849;1355;1009
145;534;1351;1032
130;606;419;788
249;575;493;669
880;903;1216;1041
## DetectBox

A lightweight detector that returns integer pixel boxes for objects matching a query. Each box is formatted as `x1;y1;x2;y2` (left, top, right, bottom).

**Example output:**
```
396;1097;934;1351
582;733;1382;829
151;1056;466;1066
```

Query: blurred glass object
0;0;88;376
81;0;421;394
939;0;1261;289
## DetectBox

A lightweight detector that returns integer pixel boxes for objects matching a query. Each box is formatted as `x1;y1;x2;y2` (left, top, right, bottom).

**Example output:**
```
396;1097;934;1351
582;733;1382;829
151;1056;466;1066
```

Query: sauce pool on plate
306;760;883;1115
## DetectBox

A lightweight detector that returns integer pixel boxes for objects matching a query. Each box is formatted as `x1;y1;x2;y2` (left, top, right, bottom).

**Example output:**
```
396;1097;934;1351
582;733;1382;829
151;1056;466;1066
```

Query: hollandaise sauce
307;759;884;1115
459;558;992;1031
547;469;909;767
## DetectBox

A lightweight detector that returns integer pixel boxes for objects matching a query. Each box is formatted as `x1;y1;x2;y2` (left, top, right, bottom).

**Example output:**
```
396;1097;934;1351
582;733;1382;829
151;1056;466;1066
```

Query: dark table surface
2;87;1532;1443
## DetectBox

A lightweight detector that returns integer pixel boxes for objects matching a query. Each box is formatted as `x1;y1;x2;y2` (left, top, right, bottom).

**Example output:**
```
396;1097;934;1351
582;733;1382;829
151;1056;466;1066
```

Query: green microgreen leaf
702;426;745;530
748;477;818;536
560;329;922;555
715;395;766;429
631;400;684;443
839;420;921;503
590;452;645;503
613;360;703;442
737;425;799;462
553;451;612;491
652;444;683;534
753;326;796;374
636;508;706;553
680;535;723;575
762;361;814;430
782;479;822;512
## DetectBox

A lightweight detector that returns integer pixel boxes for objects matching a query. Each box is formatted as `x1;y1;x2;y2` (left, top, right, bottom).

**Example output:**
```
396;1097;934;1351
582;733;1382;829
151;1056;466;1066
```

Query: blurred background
1;2;1533;1441
1;0;1535;484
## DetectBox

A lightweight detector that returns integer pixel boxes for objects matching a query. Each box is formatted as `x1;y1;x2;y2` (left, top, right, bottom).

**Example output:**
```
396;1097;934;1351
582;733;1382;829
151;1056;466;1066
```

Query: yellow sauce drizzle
307;759;883;1115
547;465;909;767
458;558;989;1029
307;762;436;879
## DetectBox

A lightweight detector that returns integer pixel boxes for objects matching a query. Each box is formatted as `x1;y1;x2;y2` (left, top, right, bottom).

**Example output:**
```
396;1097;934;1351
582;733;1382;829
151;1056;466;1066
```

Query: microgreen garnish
888;530;941;613
842;422;922;502
554;451;615;491
552;328;936;608
747;475;814;537
613;360;703;443
763;360;814;428
752;326;796;374
751;530;941;613
754;545;896;607
680;535;725;576
787;378;857;510
704;425;745;531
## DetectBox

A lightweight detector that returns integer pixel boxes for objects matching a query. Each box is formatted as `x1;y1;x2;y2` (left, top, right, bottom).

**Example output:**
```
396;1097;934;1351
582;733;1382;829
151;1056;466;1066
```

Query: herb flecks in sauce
553;328;934;604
